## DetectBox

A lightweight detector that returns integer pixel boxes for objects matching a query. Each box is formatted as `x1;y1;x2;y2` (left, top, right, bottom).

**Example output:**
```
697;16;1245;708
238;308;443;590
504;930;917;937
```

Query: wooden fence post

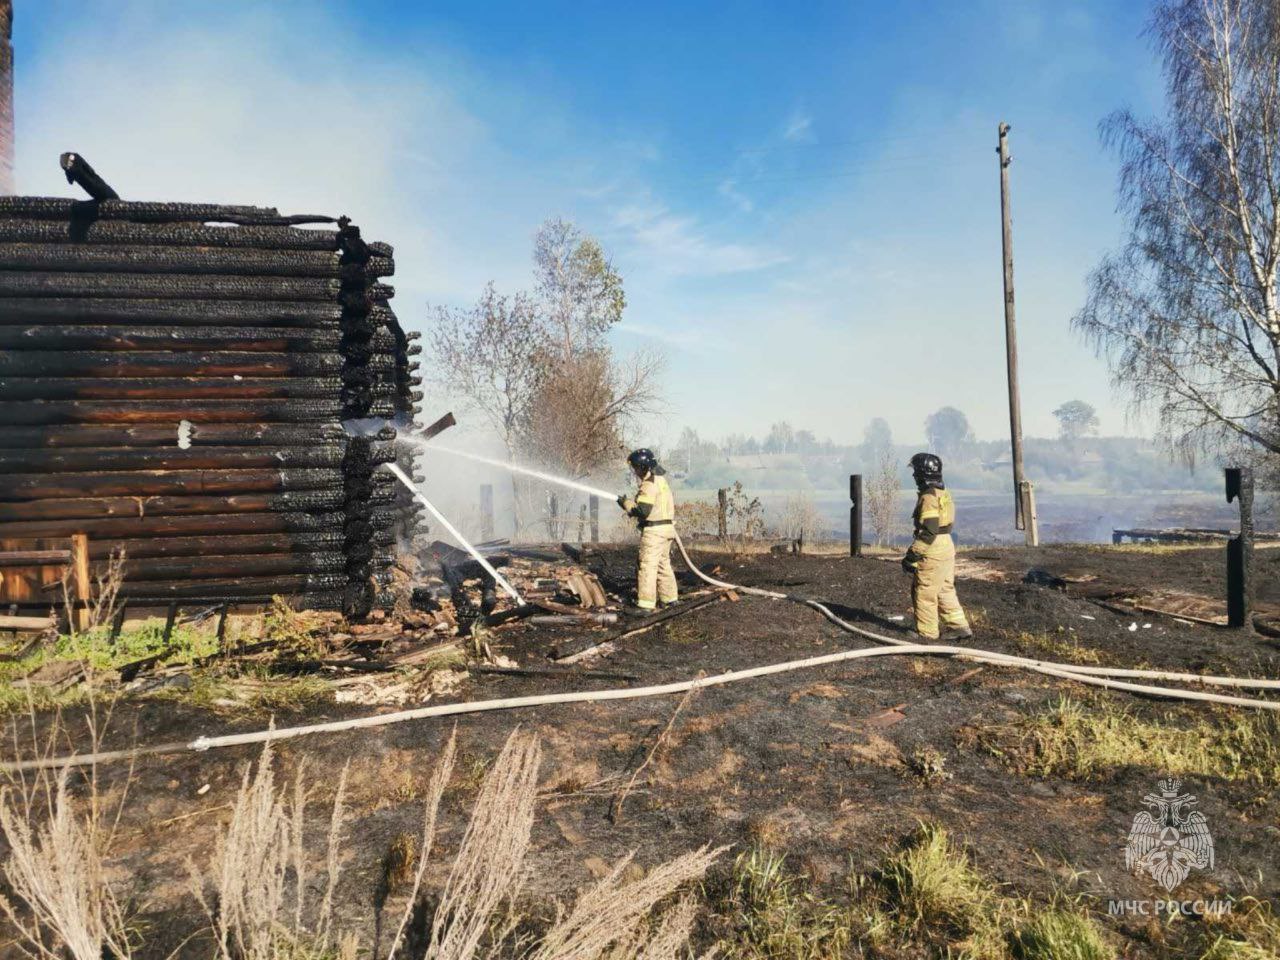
849;475;863;557
70;533;90;631
717;488;728;540
589;495;600;542
1226;467;1254;630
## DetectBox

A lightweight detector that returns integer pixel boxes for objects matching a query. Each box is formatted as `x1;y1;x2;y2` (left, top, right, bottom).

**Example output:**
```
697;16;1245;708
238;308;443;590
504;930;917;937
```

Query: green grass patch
707;826;1120;960
984;696;1280;784
1012;906;1114;960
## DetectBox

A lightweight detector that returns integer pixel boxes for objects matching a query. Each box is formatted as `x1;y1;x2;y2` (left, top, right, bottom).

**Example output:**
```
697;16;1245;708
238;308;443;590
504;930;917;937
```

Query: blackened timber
59;154;120;202
0;197;336;226
0;220;391;254
0;271;393;301
0;352;354;377
0;326;403;351
0;244;394;278
0;443;395;473
0;376;359;401
0;326;342;351
0;297;354;326
0;398;366;425
85;530;389;561
122;552;348;582
0;489;366;521
0;511;350;540
0;468;353;500
115;574;347;599
0;422;356;448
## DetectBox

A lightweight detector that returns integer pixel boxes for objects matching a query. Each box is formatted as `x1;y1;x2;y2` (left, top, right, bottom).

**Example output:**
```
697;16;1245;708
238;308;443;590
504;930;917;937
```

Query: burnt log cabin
0;196;422;618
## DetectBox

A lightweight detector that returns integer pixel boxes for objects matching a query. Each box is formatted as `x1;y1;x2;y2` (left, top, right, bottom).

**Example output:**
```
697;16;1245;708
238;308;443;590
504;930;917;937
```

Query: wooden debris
551;591;727;662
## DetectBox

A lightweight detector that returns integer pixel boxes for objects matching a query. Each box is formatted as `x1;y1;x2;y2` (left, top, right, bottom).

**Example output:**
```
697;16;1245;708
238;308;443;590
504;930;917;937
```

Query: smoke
13;1;554;308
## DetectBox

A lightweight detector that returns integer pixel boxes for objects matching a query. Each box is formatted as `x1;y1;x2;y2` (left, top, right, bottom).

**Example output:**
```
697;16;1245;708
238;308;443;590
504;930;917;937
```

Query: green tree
924;407;974;458
1075;0;1280;462
533;217;626;361
1053;400;1100;443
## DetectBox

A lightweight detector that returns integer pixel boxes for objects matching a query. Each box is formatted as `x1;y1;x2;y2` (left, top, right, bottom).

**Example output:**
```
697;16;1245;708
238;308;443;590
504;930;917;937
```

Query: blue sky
14;1;1161;450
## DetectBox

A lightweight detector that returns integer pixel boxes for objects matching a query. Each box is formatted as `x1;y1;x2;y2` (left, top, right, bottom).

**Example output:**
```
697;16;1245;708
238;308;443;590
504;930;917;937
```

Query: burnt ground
6;542;1280;958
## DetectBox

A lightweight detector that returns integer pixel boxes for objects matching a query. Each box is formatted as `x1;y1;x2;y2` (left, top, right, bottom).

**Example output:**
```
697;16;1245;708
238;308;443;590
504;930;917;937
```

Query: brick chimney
0;1;12;195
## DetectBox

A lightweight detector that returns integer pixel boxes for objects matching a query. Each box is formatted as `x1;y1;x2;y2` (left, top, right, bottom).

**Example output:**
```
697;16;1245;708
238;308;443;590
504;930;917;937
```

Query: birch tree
1075;0;1280;462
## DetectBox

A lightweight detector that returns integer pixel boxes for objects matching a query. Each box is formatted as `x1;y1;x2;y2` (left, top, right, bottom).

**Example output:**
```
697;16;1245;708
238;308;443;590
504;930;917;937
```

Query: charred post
1226;467;1253;630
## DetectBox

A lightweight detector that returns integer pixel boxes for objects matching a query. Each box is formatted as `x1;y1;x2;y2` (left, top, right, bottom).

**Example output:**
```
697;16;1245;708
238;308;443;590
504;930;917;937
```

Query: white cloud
716;178;754;213
611;201;787;276
782;108;814;142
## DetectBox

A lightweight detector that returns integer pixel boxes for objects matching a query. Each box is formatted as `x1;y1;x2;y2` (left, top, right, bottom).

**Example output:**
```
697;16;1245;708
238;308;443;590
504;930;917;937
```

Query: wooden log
0;197;336;225
0;298;397;327
0;325;342;351
0;351;348;377
0;549;71;567
0;511;349;541
0;489;358;521
0;443;394;473
0;422;357;448
0;398;355;425
0;219;386;253
122;552;347;582
0;376;355;401
84;530;368;560
115;574;346;599
0;614;54;631
0;243;394;278
0;468;350;500
550;592;727;661
0;271;393;302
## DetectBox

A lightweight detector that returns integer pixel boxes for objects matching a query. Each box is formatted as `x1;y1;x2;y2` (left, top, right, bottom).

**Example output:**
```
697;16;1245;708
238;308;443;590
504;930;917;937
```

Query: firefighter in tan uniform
616;448;678;612
902;453;972;641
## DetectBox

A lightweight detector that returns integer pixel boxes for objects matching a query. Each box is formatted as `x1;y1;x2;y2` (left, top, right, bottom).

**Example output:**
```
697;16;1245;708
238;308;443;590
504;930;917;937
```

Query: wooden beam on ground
0;614;55;631
550;591;727;661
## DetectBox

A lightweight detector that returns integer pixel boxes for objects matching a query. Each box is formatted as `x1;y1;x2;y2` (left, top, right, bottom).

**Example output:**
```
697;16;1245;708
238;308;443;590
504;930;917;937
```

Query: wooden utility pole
997;121;1037;546
0;1;12;195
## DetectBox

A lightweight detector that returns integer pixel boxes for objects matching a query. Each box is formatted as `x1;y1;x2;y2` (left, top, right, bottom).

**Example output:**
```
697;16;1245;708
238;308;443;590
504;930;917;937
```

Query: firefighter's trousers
637;526;678;610
911;535;969;640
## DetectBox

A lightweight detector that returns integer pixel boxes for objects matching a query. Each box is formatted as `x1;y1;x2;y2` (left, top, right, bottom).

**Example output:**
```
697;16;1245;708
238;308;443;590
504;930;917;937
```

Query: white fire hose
3;533;1276;774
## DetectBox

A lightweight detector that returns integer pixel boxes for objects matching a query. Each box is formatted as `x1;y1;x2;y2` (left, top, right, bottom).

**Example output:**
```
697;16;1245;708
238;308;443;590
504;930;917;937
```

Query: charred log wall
0;197;422;616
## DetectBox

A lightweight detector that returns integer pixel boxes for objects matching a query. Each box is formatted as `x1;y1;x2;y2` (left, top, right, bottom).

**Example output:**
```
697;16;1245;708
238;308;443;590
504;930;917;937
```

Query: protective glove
617;494;635;513
900;550;921;574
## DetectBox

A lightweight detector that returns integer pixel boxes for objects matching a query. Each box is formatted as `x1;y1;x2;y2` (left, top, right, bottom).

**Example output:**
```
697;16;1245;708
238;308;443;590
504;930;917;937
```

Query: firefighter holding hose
617;448;679;613
902;453;973;641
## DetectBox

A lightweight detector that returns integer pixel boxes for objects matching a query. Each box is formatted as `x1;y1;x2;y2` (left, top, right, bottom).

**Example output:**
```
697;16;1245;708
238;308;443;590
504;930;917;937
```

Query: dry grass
186;743;350;960
0;722;723;960
0;767;131;960
427;729;541;960
529;847;724;960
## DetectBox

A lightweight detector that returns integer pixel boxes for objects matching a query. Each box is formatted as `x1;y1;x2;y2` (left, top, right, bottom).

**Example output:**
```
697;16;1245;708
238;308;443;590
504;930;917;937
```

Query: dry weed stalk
528;846;725;960
0;767;131;960
188;742;350;960
386;728;458;960
426;729;542;960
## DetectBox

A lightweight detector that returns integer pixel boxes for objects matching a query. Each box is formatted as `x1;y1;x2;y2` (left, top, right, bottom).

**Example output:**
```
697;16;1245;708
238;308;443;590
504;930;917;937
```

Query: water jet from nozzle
382;462;525;605
404;439;616;501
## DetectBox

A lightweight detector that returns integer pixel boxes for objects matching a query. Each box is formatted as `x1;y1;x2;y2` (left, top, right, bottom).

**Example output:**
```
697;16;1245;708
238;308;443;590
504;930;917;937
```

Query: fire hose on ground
4;473;1278;774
